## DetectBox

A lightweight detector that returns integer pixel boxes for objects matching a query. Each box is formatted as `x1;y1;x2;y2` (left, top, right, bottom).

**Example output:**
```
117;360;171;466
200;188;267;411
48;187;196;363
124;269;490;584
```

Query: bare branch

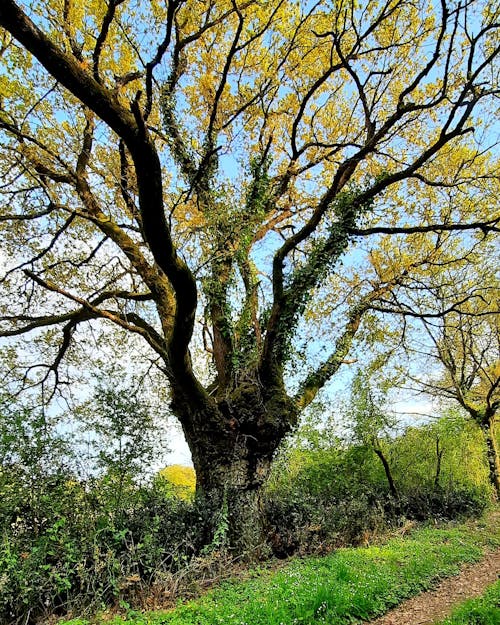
22;269;168;360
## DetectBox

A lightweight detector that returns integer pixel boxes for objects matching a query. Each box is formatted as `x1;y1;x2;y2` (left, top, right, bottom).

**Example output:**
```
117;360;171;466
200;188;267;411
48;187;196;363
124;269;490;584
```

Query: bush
388;485;490;522
264;493;385;557
0;471;208;624
0;391;205;624
264;413;493;558
0;390;495;623
265;437;394;555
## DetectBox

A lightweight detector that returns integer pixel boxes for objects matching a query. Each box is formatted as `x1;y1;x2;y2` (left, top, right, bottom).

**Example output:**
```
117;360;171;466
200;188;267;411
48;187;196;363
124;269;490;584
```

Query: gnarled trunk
173;382;297;556
194;438;273;556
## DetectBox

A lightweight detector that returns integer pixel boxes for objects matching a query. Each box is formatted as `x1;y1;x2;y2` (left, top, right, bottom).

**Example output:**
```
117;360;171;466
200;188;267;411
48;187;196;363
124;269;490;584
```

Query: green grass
434;580;500;625
63;514;500;625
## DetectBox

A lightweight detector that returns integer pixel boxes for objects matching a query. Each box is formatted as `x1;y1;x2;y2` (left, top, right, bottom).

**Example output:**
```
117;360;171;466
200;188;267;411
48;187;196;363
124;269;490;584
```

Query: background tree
348;370;398;498
0;391;72;537
425;311;499;497
367;249;500;497
81;383;164;511
390;408;492;496
158;464;196;500
413;300;499;496
0;0;499;552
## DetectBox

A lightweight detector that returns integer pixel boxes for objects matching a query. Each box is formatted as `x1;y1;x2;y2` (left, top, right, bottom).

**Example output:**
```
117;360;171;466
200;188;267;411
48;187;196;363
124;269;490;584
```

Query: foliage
349;370;397;446
390;409;492;492
0;391;197;624
347;369;399;496
59;513;500;625
0;387;497;623
434;580;500;625
0;465;205;624
79;384;165;514
265;411;492;554
90;385;160;476
157;465;196;500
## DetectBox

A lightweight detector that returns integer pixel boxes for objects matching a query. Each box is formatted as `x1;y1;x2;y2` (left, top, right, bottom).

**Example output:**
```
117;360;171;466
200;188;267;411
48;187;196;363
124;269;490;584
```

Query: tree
348;370;398;498
82;384;163;508
0;391;73;539
0;0;498;552
369;251;500;498
418;303;499;497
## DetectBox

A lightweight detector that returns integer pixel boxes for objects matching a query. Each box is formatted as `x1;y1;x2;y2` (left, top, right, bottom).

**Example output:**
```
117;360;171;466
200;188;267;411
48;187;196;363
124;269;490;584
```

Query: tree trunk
173;381;297;557
193;439;273;557
374;446;398;498
434;436;444;489
482;419;500;500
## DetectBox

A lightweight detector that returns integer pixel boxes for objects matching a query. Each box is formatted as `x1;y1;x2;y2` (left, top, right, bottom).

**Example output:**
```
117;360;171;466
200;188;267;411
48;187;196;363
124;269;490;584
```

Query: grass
62;512;500;625
434;580;500;625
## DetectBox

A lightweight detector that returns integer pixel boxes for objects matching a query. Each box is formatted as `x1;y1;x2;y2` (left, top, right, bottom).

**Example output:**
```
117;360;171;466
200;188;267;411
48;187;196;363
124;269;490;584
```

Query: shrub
0;471;208;624
0;391;204;624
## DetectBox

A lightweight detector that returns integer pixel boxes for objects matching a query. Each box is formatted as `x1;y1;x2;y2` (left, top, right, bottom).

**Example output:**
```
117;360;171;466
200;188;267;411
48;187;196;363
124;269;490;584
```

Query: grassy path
367;546;500;625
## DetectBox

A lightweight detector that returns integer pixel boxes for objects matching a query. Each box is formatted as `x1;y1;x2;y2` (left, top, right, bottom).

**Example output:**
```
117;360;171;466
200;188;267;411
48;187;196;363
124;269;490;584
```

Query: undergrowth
61;512;500;625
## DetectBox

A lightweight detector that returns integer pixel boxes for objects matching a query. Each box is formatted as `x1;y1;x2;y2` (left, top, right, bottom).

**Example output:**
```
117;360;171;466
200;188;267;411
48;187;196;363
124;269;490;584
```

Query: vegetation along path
367;546;500;625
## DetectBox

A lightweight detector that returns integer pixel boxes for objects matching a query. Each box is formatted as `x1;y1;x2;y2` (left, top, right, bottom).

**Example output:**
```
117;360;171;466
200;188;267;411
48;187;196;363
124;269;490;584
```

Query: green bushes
0;471;205;623
387;485;489;521
265;413;493;555
0;389;204;624
264;444;388;554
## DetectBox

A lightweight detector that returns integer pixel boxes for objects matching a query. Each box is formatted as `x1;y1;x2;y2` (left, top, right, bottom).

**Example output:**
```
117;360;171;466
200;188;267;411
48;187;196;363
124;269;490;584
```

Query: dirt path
366;547;500;625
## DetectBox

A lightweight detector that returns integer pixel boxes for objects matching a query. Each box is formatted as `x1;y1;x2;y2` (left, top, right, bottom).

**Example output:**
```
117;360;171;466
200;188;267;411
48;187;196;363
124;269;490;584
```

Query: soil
366;547;500;625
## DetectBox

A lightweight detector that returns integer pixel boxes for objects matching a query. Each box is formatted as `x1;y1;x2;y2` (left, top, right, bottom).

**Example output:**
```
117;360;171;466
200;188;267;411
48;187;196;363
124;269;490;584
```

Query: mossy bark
194;443;272;557
173;382;297;556
482;419;500;500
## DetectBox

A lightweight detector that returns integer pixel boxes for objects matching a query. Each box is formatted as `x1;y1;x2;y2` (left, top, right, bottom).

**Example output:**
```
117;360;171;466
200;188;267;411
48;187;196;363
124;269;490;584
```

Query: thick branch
0;289;153;337
349;219;500;237
295;281;396;409
0;1;199;374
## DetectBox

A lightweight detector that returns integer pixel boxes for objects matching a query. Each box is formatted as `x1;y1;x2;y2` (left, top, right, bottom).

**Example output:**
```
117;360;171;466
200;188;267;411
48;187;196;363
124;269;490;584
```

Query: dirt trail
366;547;500;625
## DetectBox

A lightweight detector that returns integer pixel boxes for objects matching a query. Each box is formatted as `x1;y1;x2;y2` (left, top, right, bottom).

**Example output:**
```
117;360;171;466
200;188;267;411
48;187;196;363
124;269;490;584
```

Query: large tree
426;308;500;497
0;0;498;551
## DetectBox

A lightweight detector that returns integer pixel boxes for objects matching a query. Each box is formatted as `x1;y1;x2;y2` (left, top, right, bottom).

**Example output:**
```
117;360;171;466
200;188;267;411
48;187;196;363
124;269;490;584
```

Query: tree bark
434;436;444;489
194;440;272;557
172;382;297;556
482;419;500;500
374;446;398;499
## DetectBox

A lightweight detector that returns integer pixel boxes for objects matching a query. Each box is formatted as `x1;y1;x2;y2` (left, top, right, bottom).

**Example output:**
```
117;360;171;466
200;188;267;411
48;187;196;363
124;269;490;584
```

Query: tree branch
0;1;199;376
295;280;397;409
22;269;168;360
